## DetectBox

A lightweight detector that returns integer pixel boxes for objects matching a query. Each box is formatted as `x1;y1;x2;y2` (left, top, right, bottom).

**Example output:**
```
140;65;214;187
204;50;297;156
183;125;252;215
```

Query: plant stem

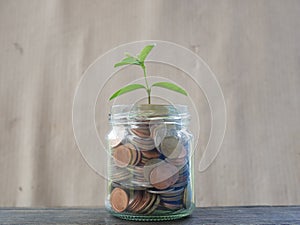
147;90;151;104
142;64;151;104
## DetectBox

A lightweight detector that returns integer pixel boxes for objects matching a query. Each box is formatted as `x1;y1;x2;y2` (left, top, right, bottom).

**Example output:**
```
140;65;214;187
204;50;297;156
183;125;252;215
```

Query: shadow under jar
105;104;195;221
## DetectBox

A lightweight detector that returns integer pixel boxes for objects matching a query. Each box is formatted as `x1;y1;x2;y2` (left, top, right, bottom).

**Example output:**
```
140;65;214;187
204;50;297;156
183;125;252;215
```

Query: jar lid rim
109;104;190;122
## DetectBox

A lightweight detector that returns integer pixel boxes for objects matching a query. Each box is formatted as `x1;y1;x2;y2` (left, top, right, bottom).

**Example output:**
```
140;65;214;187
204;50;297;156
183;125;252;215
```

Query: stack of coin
130;123;151;138
160;187;185;210
127;190;160;214
128;135;155;151
129;165;152;188
141;148;161;159
112;143;141;168
109;187;161;215
109;166;132;183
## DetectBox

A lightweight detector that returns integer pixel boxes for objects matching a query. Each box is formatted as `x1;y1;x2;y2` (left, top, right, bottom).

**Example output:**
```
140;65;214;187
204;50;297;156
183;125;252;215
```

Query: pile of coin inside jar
107;106;192;215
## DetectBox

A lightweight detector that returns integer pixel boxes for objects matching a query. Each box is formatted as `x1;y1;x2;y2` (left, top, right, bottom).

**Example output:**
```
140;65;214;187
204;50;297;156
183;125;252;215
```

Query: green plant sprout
109;44;188;104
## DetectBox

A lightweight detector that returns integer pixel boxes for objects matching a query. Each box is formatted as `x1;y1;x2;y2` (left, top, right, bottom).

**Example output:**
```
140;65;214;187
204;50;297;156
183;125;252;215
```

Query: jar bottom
106;203;195;221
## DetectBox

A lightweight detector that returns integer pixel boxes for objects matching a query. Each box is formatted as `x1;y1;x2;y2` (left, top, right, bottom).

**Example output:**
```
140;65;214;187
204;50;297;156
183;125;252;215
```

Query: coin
131;127;151;138
139;193;157;214
149;161;179;190
128;135;155;151
109;166;132;182
134;104;170;118
183;185;192;209
127;191;143;211
161;194;183;202
143;159;163;182
159;187;185;196
147;188;175;194
141;149;161;159
108;126;125;148
166;157;187;167
113;145;132;168
133;191;151;213
110;172;132;182
131;180;153;188
172;180;188;188
140;155;150;165
161;201;183;210
151;124;167;149
124;143;141;166
160;136;184;159
115;182;146;190
110;188;129;212
133;149;142;166
145;195;160;215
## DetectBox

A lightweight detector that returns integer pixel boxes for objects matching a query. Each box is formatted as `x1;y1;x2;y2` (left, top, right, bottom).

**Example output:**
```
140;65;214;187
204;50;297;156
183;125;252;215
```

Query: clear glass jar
105;104;195;221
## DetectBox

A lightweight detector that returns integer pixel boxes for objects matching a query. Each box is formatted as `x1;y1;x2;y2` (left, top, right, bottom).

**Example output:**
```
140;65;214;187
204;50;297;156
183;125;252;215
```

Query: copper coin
133;149;142;166
133;191;152;213
160;136;183;159
139;193;156;214
141;149;161;159
110;188;129;212
128;191;143;211
131;128;150;138
113;145;132;168
149;162;179;190
124;143;138;165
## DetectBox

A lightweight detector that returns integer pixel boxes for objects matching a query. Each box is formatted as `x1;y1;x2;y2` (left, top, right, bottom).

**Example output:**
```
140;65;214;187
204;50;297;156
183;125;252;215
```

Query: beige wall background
0;0;299;207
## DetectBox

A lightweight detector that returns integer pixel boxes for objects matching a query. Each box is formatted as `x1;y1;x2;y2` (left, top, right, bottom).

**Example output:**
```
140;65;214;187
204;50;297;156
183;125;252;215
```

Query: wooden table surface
0;206;299;224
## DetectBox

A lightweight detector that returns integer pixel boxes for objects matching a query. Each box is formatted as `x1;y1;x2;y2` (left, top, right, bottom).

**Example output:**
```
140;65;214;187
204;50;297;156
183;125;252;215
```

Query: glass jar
105;104;195;221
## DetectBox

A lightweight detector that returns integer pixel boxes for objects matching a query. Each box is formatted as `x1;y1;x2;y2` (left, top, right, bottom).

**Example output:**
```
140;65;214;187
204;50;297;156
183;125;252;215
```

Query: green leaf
114;56;140;67
109;84;146;100
137;44;156;62
151;82;188;96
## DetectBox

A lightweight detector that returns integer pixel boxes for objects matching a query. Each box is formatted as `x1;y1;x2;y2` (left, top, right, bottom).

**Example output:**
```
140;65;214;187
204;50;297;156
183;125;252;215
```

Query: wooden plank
0;206;299;224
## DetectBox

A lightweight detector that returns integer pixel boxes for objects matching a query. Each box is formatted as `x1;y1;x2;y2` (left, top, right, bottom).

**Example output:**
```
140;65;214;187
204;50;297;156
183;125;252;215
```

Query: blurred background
0;0;299;207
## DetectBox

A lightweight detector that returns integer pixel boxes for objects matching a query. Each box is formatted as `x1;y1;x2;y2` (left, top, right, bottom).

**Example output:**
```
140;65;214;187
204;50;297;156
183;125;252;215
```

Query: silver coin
183;184;192;209
159;187;185;196
160;136;184;159
147;188;175;194
171;180;188;188
128;135;155;151
131;180;153;188
161;194;183;202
